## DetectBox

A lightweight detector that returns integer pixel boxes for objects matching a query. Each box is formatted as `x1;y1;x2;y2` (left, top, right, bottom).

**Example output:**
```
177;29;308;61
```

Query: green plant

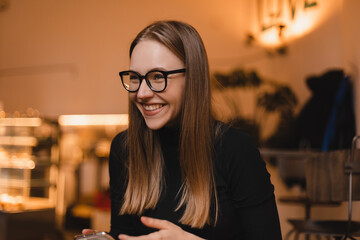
213;68;298;147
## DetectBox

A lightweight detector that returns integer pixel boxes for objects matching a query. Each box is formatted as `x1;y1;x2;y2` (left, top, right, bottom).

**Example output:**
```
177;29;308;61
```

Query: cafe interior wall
0;0;358;134
0;0;359;237
0;0;253;116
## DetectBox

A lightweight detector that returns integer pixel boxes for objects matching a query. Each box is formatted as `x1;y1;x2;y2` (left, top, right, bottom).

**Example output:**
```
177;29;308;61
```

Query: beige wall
1;0;358;128
341;0;360;135
0;0;254;116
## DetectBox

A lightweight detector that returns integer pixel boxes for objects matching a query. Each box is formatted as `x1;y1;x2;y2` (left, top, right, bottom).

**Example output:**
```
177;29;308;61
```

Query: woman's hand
82;229;97;235
118;216;205;240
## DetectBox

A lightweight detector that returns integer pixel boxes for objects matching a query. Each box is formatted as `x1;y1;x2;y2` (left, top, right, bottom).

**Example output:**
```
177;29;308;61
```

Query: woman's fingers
140;216;174;230
118;217;192;240
119;232;160;240
118;234;130;240
81;229;97;235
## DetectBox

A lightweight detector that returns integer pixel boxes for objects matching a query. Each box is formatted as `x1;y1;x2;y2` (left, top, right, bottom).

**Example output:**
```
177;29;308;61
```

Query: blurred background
0;0;359;239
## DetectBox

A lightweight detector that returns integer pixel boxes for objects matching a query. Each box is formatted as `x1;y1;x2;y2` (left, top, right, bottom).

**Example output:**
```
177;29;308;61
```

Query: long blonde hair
120;20;217;228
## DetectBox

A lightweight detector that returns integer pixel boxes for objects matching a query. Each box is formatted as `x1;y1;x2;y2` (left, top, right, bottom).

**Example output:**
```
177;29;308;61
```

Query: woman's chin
144;117;179;130
144;118;166;130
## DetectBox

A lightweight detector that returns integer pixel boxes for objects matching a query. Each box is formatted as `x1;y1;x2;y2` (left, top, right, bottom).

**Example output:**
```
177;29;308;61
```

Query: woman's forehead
130;39;185;73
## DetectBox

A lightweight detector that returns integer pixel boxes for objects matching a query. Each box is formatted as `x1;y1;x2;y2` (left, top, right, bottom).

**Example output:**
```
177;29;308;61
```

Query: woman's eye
130;75;139;80
153;73;165;80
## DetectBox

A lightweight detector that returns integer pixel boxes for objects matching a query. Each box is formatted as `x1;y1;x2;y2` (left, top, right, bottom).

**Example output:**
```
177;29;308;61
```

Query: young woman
95;20;281;240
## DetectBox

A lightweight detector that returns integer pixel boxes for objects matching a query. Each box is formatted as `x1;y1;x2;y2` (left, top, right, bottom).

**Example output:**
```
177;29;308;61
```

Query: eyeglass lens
122;71;166;92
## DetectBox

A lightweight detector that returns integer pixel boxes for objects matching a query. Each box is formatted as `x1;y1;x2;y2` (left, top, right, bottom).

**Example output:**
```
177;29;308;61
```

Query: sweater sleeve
219;128;282;239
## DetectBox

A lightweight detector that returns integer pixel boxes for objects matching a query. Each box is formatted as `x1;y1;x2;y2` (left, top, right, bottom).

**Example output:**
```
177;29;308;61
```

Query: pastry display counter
0;117;59;211
0;116;60;240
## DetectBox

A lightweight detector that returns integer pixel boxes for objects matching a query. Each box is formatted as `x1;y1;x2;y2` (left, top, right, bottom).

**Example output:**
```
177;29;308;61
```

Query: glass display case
0;117;59;212
58;114;128;232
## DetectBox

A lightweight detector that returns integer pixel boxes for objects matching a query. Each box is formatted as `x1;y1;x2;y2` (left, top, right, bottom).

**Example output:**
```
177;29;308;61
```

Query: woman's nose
136;80;154;99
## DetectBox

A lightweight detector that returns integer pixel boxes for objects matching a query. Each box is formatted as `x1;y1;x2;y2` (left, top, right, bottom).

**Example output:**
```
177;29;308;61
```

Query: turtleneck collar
157;127;180;147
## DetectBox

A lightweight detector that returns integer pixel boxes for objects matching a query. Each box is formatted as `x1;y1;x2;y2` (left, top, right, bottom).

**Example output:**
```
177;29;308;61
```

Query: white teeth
143;104;163;111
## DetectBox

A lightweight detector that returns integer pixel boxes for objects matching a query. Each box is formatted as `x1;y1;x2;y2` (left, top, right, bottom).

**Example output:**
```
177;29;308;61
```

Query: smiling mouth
143;104;164;111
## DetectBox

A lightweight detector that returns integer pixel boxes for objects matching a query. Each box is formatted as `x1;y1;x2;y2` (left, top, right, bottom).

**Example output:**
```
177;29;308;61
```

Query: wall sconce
289;0;318;19
252;0;318;50
304;0;317;8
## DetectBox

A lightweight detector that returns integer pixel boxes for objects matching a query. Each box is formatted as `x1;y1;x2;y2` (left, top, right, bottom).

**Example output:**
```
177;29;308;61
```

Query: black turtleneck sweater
108;125;282;239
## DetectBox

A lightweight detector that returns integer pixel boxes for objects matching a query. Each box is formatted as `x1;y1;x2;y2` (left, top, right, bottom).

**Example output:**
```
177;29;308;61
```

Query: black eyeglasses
119;68;186;93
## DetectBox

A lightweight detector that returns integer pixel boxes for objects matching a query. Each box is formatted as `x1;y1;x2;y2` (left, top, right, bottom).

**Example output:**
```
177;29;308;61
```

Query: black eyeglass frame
119;68;186;93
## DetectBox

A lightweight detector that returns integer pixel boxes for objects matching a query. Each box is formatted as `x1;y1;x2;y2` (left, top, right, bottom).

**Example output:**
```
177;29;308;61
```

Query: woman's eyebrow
129;67;169;73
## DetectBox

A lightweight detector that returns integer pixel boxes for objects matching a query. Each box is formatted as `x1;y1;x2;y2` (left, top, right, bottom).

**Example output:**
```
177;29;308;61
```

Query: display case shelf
0;136;38;146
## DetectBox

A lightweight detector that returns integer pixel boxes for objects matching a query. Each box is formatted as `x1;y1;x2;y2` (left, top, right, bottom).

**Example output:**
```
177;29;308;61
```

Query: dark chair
285;136;360;240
